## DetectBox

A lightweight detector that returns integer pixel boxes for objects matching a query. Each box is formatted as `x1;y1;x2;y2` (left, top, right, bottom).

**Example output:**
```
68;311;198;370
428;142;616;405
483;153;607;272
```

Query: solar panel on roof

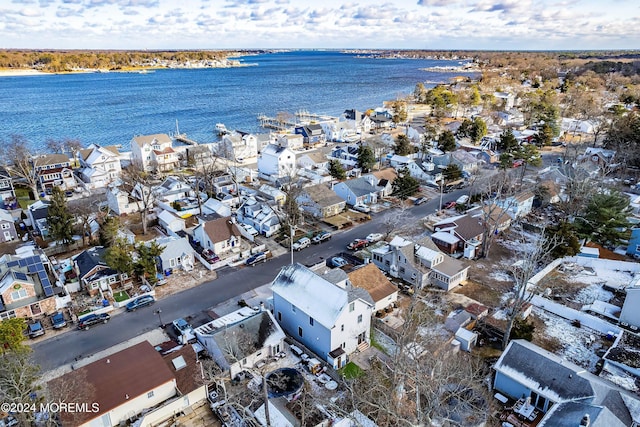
18;259;27;267
13;271;28;281
0;296;4;311
41;276;54;297
7;260;19;268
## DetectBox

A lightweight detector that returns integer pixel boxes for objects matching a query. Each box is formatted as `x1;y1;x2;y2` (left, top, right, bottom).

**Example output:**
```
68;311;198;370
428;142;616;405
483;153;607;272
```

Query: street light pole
155;309;164;328
290;224;295;265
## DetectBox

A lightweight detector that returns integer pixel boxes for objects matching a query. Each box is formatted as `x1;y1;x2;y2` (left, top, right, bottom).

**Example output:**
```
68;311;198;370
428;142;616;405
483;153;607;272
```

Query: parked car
27;320;45;338
239;223;259;236
328;257;348;268
202;249;220;263
292;237;311;251
414;197;428;205
352;204;371;213
312;231;332;244
126;295;156;311
456;195;469;205
77;313;111;330
246;252;267;266
50;312;67;329
366;233;384;243
347;239;369;250
443;201;456;209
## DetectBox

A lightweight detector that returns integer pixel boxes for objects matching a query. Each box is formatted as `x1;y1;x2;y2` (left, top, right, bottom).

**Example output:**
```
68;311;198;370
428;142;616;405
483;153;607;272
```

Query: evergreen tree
533;123;554;146
438;130;457;152
470;117;487;143
105;238;134;286
135;241;165;284
328;160;346;180
99;216;121;247
48;186;74;245
393;134;414;156
546;221;581;258
575;191;631;247
496;128;519;153
443;163;463;183
392;168;420;200
357;145;376;172
0;318;27;354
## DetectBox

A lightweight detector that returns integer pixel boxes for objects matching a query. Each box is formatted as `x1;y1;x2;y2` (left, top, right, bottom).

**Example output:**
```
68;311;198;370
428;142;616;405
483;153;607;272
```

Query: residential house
157;209;186;234
469;204;512;235
389;156;441;184
347;264;398;313
577;147;618;175
276;133;304;150
219;131;259;161
320;120;360;143
432;213;485;259
152;236;194;273
494;339;640;427
26;200;50;238
202;198;232;218
0;250;60;321
34;153;76;192
77;144;122;189
493;91;516;110
343;109;373;134
258;184;286;206
294;124;326;147
329;145;359;169
0;209;18;243
333;177;378;206
297;183;346;218
271;263;374;369
156;176;193;204
562;117;595;135
193;216;242;257
364;168;397;197
49;341;182;427
495;190;535;220
130;134;179;172
184;144;214;167
73;246;131;296
106;186;141;216
297;151;329;171
195;307;286;378
257;144;296;181
369;112;393;131
236;198;281;237
371;236;469;291
0;169;17;210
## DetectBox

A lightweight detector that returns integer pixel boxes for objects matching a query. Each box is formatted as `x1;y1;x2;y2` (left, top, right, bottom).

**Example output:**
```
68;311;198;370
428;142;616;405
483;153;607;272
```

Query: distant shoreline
0;69;49;77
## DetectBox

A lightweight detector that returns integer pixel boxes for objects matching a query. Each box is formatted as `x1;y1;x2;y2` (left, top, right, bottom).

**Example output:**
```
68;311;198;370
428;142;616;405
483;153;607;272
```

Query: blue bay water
0;50;469;152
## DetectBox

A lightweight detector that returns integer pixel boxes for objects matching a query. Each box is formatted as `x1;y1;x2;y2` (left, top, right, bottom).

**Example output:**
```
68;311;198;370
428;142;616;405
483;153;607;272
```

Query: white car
366;233;383;243
240;223;259;236
352;204;371;213
292;237;311;251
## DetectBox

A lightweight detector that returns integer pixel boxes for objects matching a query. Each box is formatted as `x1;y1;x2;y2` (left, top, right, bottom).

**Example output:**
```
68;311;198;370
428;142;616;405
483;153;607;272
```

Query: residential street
32;188;465;371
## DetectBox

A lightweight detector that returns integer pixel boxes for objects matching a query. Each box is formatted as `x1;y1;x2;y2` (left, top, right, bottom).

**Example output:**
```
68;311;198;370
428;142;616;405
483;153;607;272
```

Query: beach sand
0;69;48;77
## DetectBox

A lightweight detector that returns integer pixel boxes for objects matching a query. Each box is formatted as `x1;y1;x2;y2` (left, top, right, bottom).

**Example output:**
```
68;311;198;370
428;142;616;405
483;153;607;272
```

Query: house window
399;267;405;274
1;223;9;230
358;314;363;323
342;342;345;348
349;302;355;312
291;304;296;313
170;259;176;268
341;324;344;332
30;303;42;316
91;283;98;289
0;310;16;321
309;317;314;326
147;391;154;398
108;277;116;284
278;311;282;321
298;327;303;337
10;289;28;301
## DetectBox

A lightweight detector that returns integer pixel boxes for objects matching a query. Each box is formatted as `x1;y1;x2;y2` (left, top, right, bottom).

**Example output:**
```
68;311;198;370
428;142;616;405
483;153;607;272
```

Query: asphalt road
32;188;466;371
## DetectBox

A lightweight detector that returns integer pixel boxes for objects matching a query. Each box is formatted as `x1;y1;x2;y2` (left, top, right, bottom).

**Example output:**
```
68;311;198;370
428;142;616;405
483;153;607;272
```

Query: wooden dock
173;133;199;145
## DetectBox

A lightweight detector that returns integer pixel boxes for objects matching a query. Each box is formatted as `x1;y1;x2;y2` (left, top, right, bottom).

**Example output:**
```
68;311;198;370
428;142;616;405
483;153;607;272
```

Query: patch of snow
574;283;614;304
500;292;514;305
565;265;634;291
493;309;508;321
600;363;640;393
534;308;601;371
490;271;512;282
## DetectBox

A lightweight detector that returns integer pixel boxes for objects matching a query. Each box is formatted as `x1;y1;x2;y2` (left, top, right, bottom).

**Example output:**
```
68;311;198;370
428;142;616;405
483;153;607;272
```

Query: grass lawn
339;362;364;379
113;291;130;302
15;187;37;209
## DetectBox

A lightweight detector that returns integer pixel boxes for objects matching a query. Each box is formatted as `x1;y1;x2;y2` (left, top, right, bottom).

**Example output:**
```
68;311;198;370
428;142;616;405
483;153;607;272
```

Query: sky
1;0;639;50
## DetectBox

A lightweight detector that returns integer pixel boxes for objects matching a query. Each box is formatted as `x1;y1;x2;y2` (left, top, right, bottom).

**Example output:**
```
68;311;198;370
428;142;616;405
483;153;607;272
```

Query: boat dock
173;133;198;145
257;110;338;131
257;114;298;131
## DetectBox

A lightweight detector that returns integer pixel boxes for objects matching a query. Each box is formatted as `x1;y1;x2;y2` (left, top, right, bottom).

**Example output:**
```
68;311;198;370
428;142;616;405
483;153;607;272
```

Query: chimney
579;414;590;427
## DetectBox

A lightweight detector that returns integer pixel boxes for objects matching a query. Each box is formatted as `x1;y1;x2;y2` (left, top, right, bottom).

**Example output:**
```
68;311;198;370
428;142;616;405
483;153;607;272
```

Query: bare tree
0;349;44;426
119;161;158;235
68;194;105;247
0;135;40;200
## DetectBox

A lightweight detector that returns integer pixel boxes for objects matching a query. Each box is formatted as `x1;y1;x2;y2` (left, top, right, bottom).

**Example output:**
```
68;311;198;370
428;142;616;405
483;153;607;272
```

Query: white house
257;144;296;181
219;131;259;161
271;263;374;370
152;236;194;273
157;209;186;234
77;144;122;189
276;133;304;150
236;198;282;237
495;190;535;220
193;216;242;257
130;134;179;172
106;186;141;216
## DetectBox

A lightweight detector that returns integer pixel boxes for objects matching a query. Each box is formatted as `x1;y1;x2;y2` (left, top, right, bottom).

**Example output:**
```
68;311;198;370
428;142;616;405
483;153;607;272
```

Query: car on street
414;197;428;205
77;313;111;330
126;295;156;311
352;204;371;213
443;201;457;210
202;249;220;263
50;312;67;329
312;231;332;244
328;257;348;268
292;237;311;251
27;320;45;338
366;233;384;243
246;252;267;266
456;195;469;205
347;239;369;250
512;159;524;168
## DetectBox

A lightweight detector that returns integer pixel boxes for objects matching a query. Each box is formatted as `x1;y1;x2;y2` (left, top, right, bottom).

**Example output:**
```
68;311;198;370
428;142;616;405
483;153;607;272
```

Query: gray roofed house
152;236;194;273
332;177;379;206
297;183;346;218
73;246;130;296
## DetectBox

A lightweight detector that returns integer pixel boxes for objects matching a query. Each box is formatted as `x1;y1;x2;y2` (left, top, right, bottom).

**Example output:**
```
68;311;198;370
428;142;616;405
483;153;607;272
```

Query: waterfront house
333;177;378;206
73;246;131;296
77;144;122;189
343;109;373;134
195;308;286;378
193;216;242;257
34;153;76;192
130;133;178;173
295;124;326;147
296;183;346;218
329;145;359;169
184;144;214;167
276;133;304;150
106;186;141;216
271;263;374;369
0;169;17;210
219;131;259;162
26;200;50;238
257;144;296;182
0;209;18;243
347;264;398;313
49;341;183;427
0;249;60;321
297;150;329;171
152;236;194;273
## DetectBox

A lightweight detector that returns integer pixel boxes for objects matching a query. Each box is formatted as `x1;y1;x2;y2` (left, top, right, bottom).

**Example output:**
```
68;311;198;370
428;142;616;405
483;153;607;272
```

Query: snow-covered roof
389;236;413;248
415;245;441;262
431;231;460;245
158;209;183;225
153;236;193;261
271;263;349;329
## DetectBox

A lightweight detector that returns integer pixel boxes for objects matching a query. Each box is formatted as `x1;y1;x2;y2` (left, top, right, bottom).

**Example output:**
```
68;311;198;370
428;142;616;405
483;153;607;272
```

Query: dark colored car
246;252;267;266
126;295;156;312
347;239;369;250
312;231;332;244
50;312;67;329
77;313;111;330
202;249;220;263
27;320;45;338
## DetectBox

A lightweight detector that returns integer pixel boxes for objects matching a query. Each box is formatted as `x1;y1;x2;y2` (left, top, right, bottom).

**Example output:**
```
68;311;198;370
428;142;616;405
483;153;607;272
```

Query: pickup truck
292;237;311;251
